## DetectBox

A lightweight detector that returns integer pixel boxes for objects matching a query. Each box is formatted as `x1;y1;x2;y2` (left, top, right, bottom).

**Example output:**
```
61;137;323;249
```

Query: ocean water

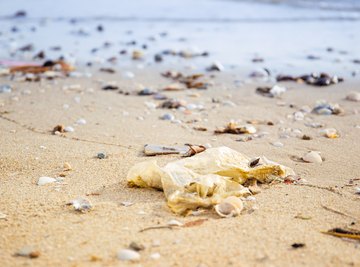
0;0;359;77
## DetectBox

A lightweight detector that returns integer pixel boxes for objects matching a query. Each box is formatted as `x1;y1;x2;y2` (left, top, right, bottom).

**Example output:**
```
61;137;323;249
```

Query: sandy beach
1;0;360;266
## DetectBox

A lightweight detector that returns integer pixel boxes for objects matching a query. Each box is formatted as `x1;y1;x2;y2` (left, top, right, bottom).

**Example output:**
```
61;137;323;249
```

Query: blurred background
0;0;359;77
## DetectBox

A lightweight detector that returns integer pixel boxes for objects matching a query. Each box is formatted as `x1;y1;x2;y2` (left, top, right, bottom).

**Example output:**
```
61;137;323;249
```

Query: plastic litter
127;146;294;215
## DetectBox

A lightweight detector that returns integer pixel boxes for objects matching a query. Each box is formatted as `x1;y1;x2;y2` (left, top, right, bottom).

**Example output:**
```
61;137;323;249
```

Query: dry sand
0;69;360;266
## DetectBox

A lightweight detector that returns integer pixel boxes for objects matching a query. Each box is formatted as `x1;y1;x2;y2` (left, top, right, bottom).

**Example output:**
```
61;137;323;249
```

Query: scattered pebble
0;84;12;93
64;126;75;132
150;252;161;260
167;219;183;226
117;249;140;262
70;197;93;212
320;128;339;139
129;241;145;251
302;151;323;163
14;246;40;258
120;201;134;207
97;152;106;159
37;176;57;186
160;113;175;121
271;141;284;147
76;118;86;125
346;91;360;102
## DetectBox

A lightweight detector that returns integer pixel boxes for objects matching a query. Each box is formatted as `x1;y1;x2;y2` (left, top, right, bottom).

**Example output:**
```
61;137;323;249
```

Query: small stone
320;128;339;139
206;61;224;71
355;187;360;195
76;118;86;125
64;126;74;132
97;152;106;159
150;252;161;260
0;84;12;93
15;246;40;258
70;197;93;212
160;113;175;121
37;176;57;186
120;201;134;207
129;241;145;251
167;219;183;226
302;151;322;163
0;212;7;220
346;91;360;102
117;249;140;261
63;162;72;171
271;141;284;147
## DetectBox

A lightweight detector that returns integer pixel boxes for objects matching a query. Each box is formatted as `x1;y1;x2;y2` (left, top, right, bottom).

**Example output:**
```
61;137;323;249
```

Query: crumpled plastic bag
127;146;294;215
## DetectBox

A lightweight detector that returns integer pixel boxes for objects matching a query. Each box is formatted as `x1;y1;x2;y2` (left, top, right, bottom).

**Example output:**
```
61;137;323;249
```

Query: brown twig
321;205;358;221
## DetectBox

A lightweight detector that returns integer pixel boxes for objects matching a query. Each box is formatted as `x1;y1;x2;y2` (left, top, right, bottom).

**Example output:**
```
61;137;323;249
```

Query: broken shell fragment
215;122;256;134
37;176;57;186
167;219;183;226
117;249;140;261
70;197;93;212
215;196;244;218
302;151;323;163
320;128;339;139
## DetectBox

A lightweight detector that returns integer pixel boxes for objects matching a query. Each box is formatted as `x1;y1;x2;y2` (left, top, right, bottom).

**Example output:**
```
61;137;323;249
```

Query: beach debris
144;144;206;157
302;151;322;163
132;50;144;60
64;126;74;133
97;152;107;159
312;101;344;115
256;85;286;98
117;249;140;261
305;122;324;128
162;71;210;89
129;242;145;251
160;113;175;121
14;246;40;258
99;68;115;74
159;99;186;109
193;126;207;132
215;196;244;218
0;212;7;220
322;228;360;240
138;88;155;96
355;187;360;195
346;91;360;102
121;201;134;207
10;60;73;74
102;84;118;90
167;219;183;226
215;122;256;135
271;141;284;148
37;176;57;186
291;243;305;249
276;73;343;86
206;61;224;72
52;125;65;134
183;219;207;227
0;84;12;94
320;128;339;139
69;197;93;212
63;162;72;171
127;146;294;215
76;118;86;125
150;252;161;260
294;213;312;220
249;68;270;78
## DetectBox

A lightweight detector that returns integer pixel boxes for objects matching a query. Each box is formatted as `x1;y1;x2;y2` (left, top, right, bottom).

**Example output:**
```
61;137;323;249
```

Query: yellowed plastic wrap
127;146;294;215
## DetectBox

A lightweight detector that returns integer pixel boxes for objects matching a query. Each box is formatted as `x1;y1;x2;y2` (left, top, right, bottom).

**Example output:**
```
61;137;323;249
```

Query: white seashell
160;113;175;121
293;111;304;121
71;197;93;212
302;151;322;163
244;125;257;134
117;249;140;261
269;85;286;97
64;126;74;132
215;196;244;218
355;187;360;195
120;201;134;207
271;141;284;148
150;252;161;260
346;91;360;102
37;176;57;186
167;219;183;226
76;118;86;125
0;212;7;219
319;128;339;138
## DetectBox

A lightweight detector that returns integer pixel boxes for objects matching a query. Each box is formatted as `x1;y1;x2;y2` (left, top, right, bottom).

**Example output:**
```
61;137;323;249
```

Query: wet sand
0;68;360;266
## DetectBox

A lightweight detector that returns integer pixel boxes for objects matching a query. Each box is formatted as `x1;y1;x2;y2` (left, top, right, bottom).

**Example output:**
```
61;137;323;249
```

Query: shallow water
0;0;359;77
